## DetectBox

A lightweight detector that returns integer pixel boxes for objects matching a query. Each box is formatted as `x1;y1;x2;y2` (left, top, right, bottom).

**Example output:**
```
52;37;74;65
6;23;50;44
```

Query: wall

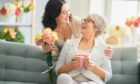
89;0;106;16
67;0;90;18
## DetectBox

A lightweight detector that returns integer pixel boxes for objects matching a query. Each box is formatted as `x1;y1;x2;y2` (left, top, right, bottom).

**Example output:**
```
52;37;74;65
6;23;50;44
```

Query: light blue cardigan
55;37;112;84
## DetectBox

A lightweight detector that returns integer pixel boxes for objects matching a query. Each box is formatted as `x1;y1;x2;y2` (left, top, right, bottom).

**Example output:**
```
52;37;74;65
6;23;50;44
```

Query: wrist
87;62;96;70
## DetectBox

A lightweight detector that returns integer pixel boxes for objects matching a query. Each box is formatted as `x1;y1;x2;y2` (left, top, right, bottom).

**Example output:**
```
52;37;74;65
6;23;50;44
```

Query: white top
55;37;112;84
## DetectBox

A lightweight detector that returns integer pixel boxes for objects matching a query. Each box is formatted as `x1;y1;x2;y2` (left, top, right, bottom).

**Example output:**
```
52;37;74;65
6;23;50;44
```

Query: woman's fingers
69;60;80;69
83;60;90;69
104;47;113;59
42;44;52;52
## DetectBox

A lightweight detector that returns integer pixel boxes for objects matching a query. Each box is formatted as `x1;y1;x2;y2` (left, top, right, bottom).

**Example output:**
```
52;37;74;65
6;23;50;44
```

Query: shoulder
95;36;106;48
63;38;79;49
61;39;79;52
93;36;106;57
65;38;79;46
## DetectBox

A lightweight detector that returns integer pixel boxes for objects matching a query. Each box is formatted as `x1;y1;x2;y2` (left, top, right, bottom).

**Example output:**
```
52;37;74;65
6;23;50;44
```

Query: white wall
67;0;90;18
67;0;107;18
89;0;106;16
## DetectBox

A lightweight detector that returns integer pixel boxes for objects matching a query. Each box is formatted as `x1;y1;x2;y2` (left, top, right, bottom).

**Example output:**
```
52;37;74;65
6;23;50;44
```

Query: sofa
107;46;140;84
0;41;49;84
0;41;139;84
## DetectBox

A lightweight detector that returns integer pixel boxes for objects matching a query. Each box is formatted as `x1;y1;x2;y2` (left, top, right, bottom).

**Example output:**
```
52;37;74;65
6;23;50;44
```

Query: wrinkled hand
42;43;52;53
83;58;95;70
104;47;113;59
82;56;91;69
68;59;80;69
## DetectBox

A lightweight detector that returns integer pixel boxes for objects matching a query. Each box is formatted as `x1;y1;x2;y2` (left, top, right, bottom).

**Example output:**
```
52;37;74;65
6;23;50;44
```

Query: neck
79;36;95;50
81;35;95;43
56;19;67;28
57;23;66;29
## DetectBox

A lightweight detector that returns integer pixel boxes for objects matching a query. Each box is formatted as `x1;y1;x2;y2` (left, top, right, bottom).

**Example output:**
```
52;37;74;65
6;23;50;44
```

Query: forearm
57;64;73;74
89;65;106;81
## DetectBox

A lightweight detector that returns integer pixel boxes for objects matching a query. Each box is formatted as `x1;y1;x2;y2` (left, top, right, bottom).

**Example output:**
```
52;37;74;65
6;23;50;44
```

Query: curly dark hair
42;0;66;30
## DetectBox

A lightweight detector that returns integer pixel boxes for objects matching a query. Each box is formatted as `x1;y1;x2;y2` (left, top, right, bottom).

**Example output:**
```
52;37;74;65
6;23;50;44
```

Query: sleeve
96;36;112;59
94;38;112;82
100;56;112;82
51;40;65;60
51;43;59;57
55;40;70;74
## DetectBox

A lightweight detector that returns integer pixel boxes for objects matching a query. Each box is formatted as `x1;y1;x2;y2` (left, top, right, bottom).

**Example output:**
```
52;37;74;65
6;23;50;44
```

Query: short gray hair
88;13;107;37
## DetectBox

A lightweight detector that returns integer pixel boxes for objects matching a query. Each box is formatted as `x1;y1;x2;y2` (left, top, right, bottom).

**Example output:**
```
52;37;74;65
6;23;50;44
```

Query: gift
73;52;91;68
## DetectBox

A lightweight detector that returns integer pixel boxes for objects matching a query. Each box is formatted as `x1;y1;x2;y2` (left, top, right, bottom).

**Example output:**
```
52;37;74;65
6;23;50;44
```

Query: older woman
55;13;112;84
42;0;112;58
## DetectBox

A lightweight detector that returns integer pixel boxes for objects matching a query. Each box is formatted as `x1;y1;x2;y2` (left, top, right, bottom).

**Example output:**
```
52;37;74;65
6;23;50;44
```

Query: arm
100;57;112;82
69;15;81;38
55;40;75;74
57;60;80;74
55;40;69;74
83;60;106;81
55;40;81;74
97;36;113;59
83;56;112;82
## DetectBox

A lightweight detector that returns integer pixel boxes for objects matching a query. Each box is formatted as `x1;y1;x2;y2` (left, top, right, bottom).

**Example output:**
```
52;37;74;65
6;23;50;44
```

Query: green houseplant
0;27;24;43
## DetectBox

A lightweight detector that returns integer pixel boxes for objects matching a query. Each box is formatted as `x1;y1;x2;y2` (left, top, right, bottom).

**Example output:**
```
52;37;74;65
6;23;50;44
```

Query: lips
64;18;69;21
81;26;86;29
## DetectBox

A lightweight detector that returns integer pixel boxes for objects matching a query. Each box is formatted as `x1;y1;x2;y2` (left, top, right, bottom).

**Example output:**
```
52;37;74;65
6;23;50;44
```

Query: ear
95;28;99;32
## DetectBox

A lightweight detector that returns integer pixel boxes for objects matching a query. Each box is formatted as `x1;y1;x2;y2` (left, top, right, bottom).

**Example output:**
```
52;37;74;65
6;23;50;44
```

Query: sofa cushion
107;47;139;84
0;41;49;84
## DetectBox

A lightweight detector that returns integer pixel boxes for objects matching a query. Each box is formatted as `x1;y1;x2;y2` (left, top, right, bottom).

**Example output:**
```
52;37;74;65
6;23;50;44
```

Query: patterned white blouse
55;37;112;84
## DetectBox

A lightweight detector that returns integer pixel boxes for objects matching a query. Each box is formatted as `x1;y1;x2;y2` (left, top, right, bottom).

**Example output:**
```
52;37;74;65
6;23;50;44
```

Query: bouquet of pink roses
35;28;58;46
35;28;58;84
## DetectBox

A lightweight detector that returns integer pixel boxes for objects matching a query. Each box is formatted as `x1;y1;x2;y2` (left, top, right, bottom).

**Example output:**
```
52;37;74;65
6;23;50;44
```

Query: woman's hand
104;47;113;59
69;58;81;69
82;56;91;69
42;43;52;53
83;59;96;71
83;60;90;69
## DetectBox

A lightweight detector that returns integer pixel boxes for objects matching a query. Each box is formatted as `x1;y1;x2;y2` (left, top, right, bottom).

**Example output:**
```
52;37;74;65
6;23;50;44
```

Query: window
110;0;139;25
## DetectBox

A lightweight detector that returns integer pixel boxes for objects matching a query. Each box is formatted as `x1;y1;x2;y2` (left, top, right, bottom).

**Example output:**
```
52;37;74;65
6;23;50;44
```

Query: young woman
42;0;112;58
55;13;112;84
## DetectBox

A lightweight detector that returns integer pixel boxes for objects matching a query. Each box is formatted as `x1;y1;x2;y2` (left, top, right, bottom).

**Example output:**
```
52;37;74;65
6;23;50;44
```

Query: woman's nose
81;19;85;24
67;11;70;17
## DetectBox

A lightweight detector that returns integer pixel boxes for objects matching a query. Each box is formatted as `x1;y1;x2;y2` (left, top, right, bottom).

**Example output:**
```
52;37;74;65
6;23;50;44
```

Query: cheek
61;15;69;23
89;25;95;33
80;29;88;36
